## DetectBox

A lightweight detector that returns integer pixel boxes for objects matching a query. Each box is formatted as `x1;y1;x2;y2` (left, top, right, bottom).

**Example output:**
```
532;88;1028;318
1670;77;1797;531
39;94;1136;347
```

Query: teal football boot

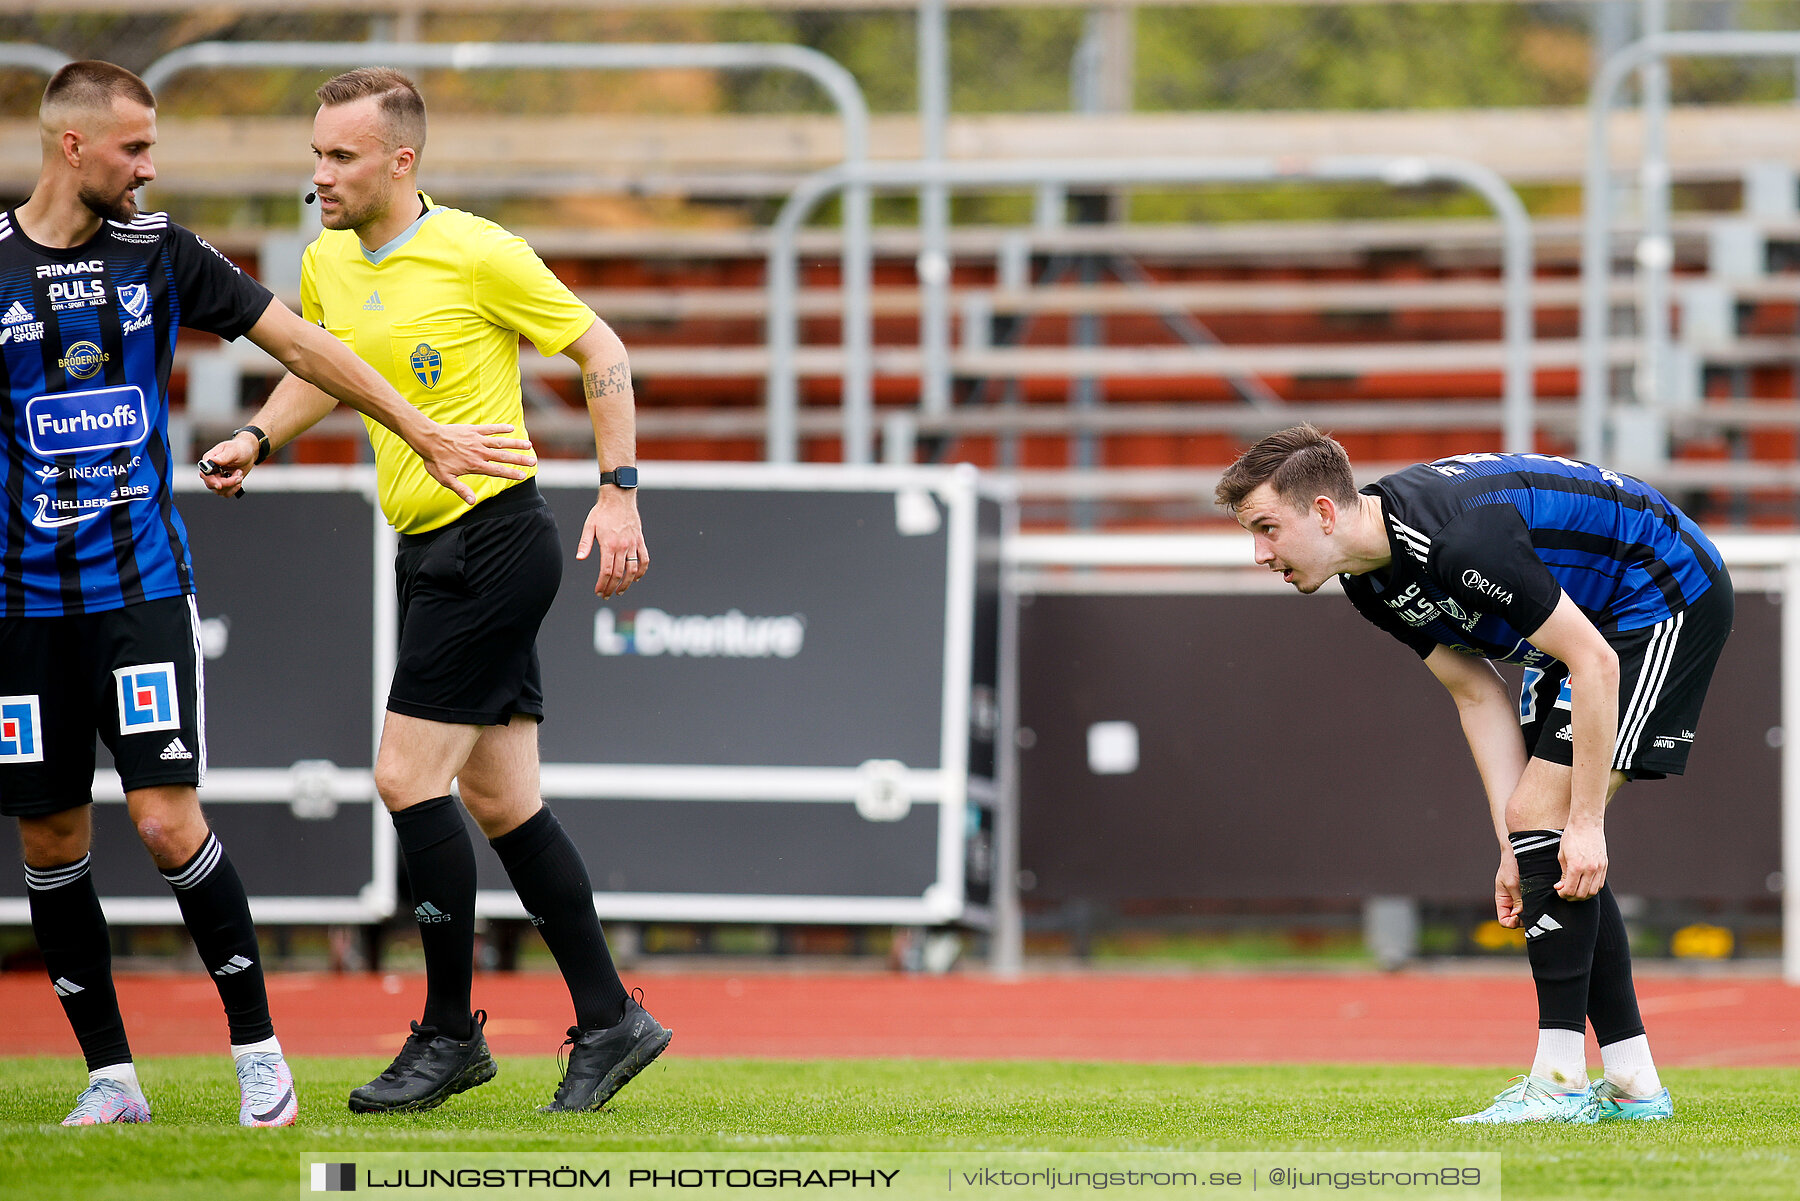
1450;1075;1588;1124
1569;1079;1674;1123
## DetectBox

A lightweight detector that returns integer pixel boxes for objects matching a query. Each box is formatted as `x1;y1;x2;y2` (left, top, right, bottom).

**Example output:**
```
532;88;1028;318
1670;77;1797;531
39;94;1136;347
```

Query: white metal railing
767;155;1536;465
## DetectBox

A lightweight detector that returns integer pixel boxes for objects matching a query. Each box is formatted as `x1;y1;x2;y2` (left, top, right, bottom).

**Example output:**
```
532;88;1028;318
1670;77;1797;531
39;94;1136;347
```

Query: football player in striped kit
1;61;531;1128
1218;424;1731;1125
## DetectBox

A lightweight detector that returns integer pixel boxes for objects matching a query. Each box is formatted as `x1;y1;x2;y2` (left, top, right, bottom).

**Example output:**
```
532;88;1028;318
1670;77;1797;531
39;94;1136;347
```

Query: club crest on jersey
116;284;149;320
115;663;179;733
0;695;44;762
59;340;108;380
410;343;442;388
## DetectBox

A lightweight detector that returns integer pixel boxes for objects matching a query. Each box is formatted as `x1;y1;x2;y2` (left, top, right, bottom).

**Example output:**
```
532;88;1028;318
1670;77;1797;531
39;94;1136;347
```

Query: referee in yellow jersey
200;68;668;1115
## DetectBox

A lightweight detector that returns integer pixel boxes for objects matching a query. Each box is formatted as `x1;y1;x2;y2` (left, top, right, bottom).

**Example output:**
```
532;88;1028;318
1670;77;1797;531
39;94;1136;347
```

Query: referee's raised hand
416;422;537;505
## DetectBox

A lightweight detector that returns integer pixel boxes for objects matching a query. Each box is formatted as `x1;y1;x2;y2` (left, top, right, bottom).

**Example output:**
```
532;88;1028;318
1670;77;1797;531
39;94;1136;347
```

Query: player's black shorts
1520;575;1734;780
389;479;562;727
0;594;206;817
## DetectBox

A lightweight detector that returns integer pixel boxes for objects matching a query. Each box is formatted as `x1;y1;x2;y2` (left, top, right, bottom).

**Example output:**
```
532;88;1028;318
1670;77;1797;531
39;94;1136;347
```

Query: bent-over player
1217;425;1732;1124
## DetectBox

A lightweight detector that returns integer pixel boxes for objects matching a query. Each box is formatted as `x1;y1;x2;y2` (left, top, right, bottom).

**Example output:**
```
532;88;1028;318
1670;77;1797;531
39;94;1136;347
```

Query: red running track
2;969;1796;1066
3;965;1800;1073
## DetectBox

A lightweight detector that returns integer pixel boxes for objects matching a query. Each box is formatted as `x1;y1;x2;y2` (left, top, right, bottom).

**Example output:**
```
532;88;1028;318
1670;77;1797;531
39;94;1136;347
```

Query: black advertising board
1017;583;1780;905
495;463;1008;926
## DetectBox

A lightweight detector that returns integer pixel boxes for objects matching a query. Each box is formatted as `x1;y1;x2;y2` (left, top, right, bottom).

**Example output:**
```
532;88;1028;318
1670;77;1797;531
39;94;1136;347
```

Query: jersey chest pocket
389;320;477;400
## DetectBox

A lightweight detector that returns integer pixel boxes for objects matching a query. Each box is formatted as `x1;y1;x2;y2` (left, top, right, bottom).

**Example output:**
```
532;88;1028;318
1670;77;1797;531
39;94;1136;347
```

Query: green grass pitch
2;1057;1797;1200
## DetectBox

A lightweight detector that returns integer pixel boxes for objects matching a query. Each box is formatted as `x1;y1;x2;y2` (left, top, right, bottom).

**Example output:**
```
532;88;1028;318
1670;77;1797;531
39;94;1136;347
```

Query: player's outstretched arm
1424;645;1529;925
227;300;536;503
565;317;648;598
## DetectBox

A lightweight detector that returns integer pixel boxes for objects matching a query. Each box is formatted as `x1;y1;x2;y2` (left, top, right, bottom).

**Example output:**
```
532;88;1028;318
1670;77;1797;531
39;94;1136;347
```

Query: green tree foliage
5;3;1800;120
1136;3;1593;111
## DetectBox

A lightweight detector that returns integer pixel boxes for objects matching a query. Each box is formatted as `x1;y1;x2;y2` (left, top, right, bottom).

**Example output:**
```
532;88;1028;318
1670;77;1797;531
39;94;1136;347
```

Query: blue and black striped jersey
1340;452;1725;664
0;209;273;617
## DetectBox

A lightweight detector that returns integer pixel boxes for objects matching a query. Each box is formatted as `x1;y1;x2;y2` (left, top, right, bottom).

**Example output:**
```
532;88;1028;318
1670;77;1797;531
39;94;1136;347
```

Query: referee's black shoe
541;993;672;1113
348;1009;498;1113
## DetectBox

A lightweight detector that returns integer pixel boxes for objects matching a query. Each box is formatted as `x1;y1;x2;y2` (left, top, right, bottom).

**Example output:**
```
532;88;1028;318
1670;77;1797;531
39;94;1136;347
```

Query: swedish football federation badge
410;343;442;388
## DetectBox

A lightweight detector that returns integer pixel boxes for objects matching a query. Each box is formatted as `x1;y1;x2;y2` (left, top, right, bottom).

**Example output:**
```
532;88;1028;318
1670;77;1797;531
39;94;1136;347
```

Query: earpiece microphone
304;192;317;203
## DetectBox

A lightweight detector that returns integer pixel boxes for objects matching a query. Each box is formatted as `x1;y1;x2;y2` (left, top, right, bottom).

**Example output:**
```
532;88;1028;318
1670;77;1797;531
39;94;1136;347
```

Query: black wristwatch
232;424;272;465
600;466;639;489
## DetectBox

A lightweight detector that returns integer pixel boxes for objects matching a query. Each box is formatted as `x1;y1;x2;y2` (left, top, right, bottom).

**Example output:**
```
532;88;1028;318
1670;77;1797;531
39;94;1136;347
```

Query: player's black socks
160;832;275;1045
25;855;132;1071
1511;829;1600;1034
490;805;629;1031
1588;882;1646;1045
393;795;477;1041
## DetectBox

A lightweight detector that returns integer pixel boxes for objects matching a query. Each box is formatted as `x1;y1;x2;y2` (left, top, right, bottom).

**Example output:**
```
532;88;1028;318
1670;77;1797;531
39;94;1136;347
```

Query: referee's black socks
26;854;133;1072
394;795;478;1041
160;832;275;1046
490;805;630;1031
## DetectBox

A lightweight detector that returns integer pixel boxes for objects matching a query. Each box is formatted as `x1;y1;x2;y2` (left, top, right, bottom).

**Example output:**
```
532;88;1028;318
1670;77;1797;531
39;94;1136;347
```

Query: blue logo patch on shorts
115;663;179;733
1519;667;1543;722
410;343;441;388
0;695;44;762
25;385;149;457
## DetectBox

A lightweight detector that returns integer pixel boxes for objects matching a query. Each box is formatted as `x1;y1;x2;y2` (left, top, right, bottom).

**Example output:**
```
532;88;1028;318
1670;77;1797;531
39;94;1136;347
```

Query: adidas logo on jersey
53;977;85;996
413;901;452;923
214;954;255;977
1525;914;1564;940
160;737;194;761
363;290;384;311
0;300;42;343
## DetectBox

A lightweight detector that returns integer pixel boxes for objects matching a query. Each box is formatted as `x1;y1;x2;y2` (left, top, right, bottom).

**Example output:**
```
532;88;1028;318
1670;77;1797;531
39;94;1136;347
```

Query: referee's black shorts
1519;574;1735;780
389;479;562;727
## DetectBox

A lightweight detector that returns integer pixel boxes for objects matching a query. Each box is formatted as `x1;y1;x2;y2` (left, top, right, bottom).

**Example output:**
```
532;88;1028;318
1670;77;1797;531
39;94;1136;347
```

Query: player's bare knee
133;812;187;863
18;813;89;867
129;802;205;867
373;762;421;810
461;792;538;841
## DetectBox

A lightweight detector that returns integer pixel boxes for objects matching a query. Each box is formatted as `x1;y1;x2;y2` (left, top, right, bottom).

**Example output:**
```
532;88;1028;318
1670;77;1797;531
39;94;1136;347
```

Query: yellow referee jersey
300;194;594;534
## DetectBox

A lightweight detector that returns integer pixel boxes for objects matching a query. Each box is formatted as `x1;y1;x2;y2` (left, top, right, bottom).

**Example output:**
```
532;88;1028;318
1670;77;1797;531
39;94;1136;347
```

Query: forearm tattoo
584;362;631;400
